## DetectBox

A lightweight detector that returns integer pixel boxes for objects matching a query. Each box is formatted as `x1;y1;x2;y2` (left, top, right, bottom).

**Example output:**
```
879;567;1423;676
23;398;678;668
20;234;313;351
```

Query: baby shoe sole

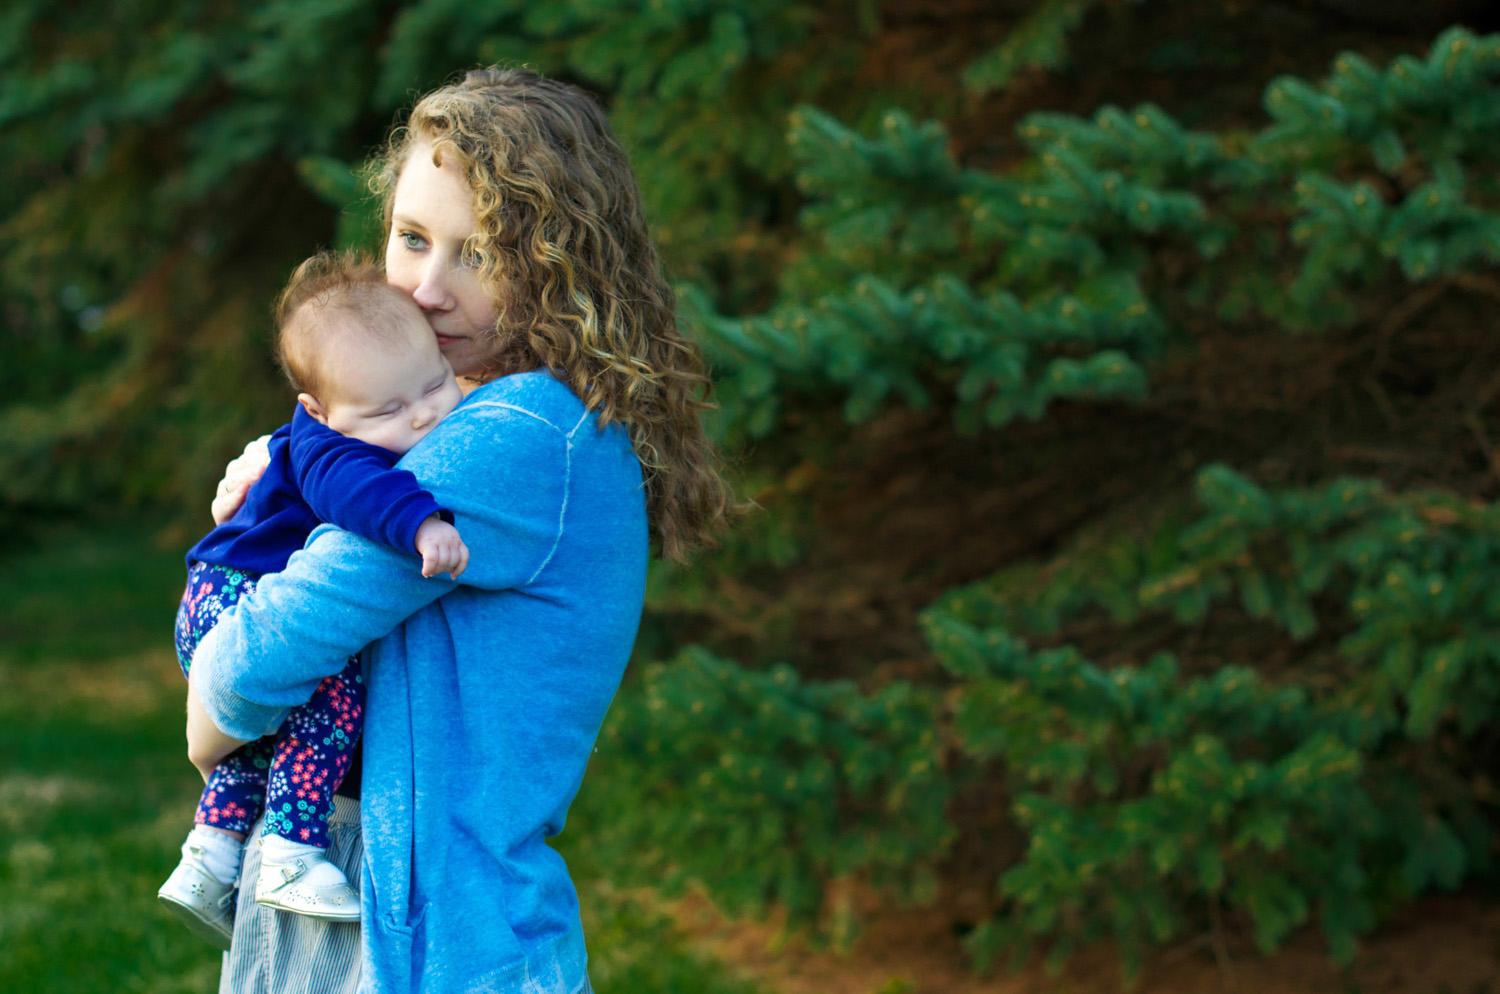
158;890;234;950
254;892;362;923
254;854;361;923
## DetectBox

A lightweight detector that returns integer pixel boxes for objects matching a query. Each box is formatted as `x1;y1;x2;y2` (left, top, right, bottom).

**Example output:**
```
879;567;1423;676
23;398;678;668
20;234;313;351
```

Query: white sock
186;825;243;886
261;835;349;888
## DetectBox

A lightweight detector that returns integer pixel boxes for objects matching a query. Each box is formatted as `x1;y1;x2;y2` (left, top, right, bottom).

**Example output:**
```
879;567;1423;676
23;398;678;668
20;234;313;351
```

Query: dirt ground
674;890;1500;994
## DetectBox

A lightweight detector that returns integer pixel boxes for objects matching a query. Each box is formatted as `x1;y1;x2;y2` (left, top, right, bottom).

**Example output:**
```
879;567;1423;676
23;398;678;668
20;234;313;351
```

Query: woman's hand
186;677;250;782
211;435;273;524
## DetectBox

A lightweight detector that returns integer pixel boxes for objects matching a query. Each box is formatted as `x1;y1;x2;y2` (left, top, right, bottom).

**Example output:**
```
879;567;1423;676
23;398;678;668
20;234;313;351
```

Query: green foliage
578;648;951;931
1257;27;1500;173
10;5;1500;984
0;520;768;994
1253;26;1500;316
920;464;1494;975
692;24;1500;447
942;463;1500;745
510;0;841;241
927;612;1372;975
964;0;1110;96
690;102;1176;440
0;0;875;518
590;456;1500;979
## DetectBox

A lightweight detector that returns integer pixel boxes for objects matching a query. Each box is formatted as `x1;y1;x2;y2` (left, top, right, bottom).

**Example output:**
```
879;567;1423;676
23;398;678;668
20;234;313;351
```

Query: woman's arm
188;397;572;741
186;679;247;778
189;526;457;741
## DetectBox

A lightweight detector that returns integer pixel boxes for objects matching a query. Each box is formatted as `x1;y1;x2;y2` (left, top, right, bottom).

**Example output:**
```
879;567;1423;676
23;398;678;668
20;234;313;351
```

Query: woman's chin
437;339;485;378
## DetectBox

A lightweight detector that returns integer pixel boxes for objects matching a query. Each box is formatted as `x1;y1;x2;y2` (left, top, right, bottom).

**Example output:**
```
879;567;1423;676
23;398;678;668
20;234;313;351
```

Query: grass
0;515;762;994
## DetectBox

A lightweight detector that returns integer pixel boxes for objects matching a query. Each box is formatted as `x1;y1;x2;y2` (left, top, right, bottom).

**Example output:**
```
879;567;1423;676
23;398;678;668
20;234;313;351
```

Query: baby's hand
415;514;469;580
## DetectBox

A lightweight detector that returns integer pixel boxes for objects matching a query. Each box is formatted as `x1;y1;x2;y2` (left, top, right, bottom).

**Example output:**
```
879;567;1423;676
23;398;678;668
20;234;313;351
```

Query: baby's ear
297;393;330;425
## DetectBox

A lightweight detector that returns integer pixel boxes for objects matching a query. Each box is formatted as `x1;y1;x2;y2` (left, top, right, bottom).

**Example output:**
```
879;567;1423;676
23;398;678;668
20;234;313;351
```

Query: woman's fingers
226;437;272;486
244;434;272;462
210;434;273;523
224;435;273;487
210;481;251;525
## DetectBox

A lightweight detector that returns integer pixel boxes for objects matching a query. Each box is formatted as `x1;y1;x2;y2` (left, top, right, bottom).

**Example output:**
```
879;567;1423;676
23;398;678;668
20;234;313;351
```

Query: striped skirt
219;796;363;994
217;797;596;993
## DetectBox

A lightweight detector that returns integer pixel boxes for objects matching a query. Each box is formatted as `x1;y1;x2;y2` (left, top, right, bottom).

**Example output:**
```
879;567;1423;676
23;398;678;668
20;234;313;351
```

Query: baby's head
276;252;463;456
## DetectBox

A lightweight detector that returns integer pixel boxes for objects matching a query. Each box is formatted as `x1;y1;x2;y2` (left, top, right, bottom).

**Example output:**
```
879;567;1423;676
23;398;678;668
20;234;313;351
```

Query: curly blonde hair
372;68;736;562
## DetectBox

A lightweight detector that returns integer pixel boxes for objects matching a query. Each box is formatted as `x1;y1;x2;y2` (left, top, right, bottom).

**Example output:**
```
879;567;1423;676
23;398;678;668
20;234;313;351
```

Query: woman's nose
411;264;452;311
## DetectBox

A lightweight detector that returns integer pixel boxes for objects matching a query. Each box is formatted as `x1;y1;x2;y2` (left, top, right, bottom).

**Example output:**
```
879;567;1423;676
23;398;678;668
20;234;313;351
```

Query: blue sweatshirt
187;404;449;575
191;372;648;994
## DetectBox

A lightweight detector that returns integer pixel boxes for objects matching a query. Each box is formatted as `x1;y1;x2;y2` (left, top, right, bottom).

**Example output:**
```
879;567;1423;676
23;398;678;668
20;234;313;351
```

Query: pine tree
6;1;1500;981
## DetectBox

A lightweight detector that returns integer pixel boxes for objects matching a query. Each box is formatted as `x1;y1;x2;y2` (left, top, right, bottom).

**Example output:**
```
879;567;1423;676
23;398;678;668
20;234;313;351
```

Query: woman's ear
297;393;330;425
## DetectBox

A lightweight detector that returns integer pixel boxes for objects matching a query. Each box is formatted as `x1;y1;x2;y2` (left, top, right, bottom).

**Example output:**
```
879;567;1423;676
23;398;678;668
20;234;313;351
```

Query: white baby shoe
158;842;236;950
255;848;361;922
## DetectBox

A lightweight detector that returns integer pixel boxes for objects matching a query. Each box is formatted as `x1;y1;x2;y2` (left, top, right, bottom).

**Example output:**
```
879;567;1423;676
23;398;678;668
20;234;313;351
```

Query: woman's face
385;145;499;380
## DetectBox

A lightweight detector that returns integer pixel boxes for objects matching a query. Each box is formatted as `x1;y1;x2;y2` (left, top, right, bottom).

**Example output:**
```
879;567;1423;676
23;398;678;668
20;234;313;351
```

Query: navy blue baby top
187;404;448;575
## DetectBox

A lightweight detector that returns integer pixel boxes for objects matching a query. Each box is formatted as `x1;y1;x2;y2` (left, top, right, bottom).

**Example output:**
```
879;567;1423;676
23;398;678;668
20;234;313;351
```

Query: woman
187;68;734;993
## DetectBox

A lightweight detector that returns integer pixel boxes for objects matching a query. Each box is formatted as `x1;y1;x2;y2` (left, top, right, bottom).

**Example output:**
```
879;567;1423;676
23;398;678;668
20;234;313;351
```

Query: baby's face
318;321;464;456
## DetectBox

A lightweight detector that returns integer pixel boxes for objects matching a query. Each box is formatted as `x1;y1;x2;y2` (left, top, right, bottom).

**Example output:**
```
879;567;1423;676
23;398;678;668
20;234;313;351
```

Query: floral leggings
176;561;364;849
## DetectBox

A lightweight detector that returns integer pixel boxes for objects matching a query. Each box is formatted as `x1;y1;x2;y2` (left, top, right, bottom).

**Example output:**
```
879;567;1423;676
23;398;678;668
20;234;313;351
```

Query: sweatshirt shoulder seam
525;433;572;585
458;400;567;434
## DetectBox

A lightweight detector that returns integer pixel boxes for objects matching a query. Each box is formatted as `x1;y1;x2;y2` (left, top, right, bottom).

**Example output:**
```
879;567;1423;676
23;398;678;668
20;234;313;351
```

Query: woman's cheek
384;233;427;300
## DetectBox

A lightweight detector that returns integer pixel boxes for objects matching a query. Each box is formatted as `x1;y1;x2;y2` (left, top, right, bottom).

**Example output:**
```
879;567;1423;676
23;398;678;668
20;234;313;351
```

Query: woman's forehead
393;145;475;232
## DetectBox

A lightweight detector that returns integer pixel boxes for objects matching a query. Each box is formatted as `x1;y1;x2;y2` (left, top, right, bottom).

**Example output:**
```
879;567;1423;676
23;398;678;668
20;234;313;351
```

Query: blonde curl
372;68;739;561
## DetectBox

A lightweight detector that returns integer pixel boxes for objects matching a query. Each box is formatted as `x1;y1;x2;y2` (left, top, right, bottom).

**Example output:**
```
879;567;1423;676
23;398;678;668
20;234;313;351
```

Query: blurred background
5;1;1500;991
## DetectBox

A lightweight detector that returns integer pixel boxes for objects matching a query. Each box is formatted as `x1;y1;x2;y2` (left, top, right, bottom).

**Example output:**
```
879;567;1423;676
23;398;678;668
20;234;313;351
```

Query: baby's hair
275;251;422;402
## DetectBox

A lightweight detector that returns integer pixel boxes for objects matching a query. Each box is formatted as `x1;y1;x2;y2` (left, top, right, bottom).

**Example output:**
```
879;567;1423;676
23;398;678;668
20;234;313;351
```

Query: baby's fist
415;515;470;580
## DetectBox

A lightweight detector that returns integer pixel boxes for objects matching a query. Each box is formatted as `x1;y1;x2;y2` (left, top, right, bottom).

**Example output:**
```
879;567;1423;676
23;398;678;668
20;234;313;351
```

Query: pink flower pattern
177;561;365;849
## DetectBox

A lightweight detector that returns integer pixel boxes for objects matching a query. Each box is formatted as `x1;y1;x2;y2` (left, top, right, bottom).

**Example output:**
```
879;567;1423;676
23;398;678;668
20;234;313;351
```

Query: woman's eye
400;231;427;250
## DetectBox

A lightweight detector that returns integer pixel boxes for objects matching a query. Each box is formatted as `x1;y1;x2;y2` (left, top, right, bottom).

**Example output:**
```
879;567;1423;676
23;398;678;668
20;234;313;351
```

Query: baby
158;252;468;948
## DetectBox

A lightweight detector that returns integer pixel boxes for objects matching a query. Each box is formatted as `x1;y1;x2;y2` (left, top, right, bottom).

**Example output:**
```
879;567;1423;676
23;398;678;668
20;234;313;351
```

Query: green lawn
0;516;759;993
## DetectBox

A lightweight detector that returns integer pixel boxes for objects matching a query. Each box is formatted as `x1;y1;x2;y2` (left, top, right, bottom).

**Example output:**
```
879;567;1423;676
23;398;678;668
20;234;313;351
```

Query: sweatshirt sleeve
288;407;450;554
191;399;571;739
